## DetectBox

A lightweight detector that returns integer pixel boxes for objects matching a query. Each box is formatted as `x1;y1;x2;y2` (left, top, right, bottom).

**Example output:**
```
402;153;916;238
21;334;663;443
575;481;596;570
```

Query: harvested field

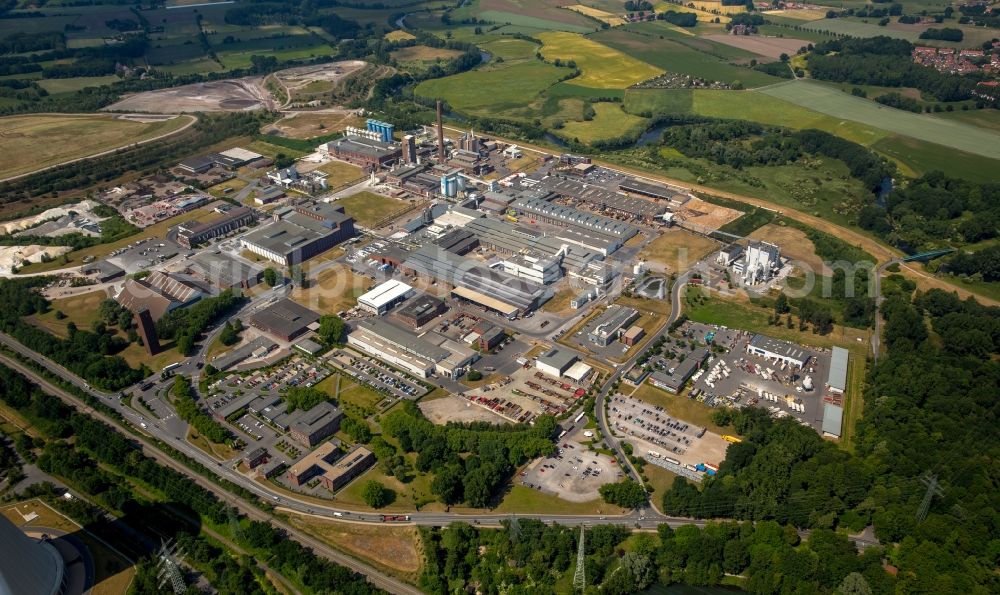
384;30;416;41
763;8;829;20
390;45;465;62
106;77;276;112
419;395;507;425
640;228;720;273
673;196;742;230
479;0;597;31
749;222;828;275
537;31;662;89
564;4;626;26
702;34;810;60
0;113;190;180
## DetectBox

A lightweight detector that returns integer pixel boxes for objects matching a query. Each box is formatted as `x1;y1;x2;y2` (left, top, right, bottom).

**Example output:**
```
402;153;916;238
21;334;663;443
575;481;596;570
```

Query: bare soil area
673;196;742;230
702;34;811;60
106;76;276;113
419;395;507;425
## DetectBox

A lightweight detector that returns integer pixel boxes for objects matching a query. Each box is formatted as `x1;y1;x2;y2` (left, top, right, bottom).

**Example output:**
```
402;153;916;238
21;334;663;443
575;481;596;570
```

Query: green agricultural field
36;75;120;94
0;114;190;180
758;80;1000;160
537;31;662;89
623;88;890;146
415;60;572;116
805;18;922;41
936;109;1000;134
756;23;837;43
592;26;782;88
556;102;649;144
480;37;540;60
0;15;78;36
871;135;1000;183
476;10;594;33
216;43;335;70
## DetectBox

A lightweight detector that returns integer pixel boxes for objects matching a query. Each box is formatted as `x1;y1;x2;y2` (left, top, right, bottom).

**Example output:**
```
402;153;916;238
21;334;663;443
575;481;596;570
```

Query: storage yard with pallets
459;366;588;425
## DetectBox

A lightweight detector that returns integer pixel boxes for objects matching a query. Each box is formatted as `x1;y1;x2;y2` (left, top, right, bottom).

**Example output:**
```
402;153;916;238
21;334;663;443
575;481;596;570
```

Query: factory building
289;401;343;447
568;260;616;287
618;178;691;208
401;245;548;318
357;279;415;315
240;201;355;266
734;241;781;285
588;305;640;347
501;250;563;285
649;349;709;393
177;203;255;248
536;348;579;378
716;244;743;267
827;347;849;395
347;318;478;379
402;134;418;164
320;135;401;170
366;119;395;143
186;251;263;290
248;298;320;342
509;196;639;241
621;325;645;346
394;294;447;328
746;334;810;368
465;218;599;275
537;176;668;222
288;443;374;492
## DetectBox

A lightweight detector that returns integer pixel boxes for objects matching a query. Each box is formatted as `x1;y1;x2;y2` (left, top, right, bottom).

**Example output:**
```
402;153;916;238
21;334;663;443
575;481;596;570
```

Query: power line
573;525;586;593
916;473;944;523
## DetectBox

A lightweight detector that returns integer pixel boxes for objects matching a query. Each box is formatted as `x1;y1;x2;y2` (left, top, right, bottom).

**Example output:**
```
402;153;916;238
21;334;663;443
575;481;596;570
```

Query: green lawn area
415;59;573;117
216;43;335;70
491;485;621;515
36;75;120;94
557;102;649;144
475;10;594;33
682;288;871;353
333;191;408;228
24;291;106;338
207;177;248;198
315;160;363;188
936;108;1000;134
480;37;540;60
870;134;1000;183
806;18;922;41
338;381;384;413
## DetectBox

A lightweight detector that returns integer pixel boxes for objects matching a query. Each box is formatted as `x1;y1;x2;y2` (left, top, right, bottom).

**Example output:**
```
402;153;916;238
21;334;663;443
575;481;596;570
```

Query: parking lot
329;349;426;400
609;394;728;468
105;237;187;274
519;437;621;503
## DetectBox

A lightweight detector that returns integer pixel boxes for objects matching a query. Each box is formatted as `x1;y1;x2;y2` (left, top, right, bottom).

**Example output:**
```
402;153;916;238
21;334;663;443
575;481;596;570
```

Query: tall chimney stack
436;100;445;161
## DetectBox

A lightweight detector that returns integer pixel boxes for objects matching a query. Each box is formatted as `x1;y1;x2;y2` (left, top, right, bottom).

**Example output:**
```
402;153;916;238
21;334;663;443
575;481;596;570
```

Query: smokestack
436;100;445;161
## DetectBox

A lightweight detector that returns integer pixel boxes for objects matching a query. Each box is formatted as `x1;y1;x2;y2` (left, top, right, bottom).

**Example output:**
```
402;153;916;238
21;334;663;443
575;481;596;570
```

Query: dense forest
808;37;976;101
664;286;1000;593
858;171;1000;257
379;402;557;507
